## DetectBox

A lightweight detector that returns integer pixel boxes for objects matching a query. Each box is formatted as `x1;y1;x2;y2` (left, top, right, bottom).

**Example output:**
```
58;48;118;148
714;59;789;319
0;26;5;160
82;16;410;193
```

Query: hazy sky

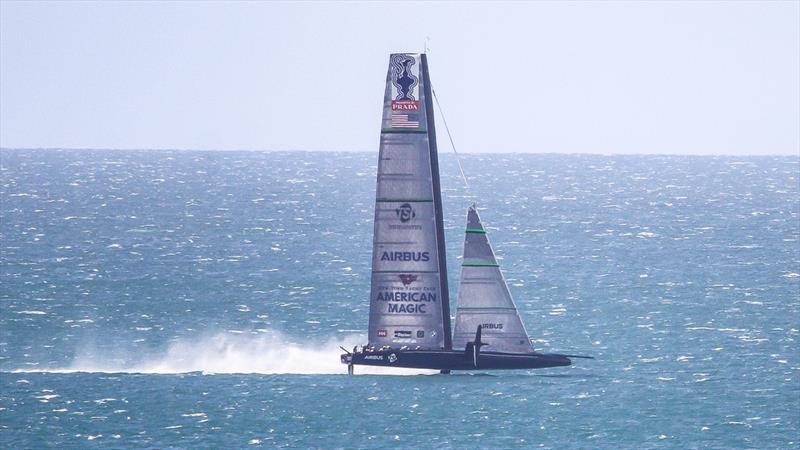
1;1;798;155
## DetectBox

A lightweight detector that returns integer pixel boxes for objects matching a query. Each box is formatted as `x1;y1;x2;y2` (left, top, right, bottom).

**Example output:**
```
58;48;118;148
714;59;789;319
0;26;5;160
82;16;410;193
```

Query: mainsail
452;205;535;353
367;53;452;350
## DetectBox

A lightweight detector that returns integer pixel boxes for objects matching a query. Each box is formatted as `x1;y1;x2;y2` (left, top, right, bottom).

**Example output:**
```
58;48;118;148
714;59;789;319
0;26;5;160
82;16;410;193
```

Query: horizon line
1;147;799;158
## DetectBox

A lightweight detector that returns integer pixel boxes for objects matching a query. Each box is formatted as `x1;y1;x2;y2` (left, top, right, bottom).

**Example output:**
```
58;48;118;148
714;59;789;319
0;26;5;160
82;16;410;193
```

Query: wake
8;331;435;376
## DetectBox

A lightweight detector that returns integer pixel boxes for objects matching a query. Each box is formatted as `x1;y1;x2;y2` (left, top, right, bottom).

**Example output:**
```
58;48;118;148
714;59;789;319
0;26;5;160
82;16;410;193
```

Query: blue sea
1;149;798;448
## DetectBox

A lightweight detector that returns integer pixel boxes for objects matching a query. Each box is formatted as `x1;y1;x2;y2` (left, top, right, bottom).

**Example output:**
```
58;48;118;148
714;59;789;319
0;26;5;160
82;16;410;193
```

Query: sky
1;1;798;155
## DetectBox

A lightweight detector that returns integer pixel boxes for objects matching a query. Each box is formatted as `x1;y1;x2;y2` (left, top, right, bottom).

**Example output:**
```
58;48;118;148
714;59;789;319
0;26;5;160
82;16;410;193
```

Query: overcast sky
1;1;798;155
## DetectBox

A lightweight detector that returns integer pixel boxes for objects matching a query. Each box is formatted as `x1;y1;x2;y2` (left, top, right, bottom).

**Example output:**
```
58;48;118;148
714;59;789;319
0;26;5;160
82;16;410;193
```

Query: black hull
342;349;571;371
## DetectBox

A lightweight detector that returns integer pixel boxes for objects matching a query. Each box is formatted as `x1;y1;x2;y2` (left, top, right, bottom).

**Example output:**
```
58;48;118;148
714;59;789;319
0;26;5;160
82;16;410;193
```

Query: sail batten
452;205;535;354
367;53;451;350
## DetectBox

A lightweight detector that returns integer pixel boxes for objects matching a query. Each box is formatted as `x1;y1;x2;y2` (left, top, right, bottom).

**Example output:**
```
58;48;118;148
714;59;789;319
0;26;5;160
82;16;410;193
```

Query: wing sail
367;54;451;350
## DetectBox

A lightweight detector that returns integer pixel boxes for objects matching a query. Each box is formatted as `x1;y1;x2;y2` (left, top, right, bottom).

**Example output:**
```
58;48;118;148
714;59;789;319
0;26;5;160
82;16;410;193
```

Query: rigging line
431;85;471;193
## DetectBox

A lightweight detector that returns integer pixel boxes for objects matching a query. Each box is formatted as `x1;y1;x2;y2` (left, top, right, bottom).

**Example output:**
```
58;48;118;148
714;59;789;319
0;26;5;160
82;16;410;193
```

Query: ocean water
1;149;798;448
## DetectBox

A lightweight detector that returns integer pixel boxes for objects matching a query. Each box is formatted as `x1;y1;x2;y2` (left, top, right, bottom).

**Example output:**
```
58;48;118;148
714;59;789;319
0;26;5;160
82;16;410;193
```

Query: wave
9;331;436;376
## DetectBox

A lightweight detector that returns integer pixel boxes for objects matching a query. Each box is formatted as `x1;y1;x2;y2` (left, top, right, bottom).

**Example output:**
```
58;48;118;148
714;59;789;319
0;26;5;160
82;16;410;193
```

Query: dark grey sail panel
372;201;439;272
375;133;433;201
452;205;535;354
368;53;450;350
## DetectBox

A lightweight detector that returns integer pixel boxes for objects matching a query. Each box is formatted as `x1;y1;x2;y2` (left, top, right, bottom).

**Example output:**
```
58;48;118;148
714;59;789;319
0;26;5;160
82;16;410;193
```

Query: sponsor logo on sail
396;203;416;222
380;251;430;262
390;54;421;129
389;203;421;230
482;323;504;330
417;330;425;338
398;274;418;286
389;303;427;313
394;330;412;338
378;289;437;314
391;54;418;101
377;329;387;337
392;100;419;111
364;355;384;360
377;291;437;302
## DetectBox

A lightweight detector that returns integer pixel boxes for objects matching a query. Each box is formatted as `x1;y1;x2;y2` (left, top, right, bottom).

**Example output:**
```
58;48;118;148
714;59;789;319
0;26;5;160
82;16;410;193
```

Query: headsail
452;205;535;353
367;53;452;350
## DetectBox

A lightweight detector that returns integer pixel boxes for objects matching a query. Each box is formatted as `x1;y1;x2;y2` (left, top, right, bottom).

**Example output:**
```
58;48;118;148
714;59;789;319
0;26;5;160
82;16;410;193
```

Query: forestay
367;53;452;350
452;205;535;353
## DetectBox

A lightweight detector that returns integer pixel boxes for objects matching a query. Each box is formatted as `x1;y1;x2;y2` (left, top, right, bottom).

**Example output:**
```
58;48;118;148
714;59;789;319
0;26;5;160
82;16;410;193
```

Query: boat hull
341;349;571;371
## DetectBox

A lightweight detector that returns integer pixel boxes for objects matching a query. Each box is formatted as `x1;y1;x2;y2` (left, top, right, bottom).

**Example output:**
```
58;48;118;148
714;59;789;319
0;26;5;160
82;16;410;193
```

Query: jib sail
367;53;452;350
452;205;534;354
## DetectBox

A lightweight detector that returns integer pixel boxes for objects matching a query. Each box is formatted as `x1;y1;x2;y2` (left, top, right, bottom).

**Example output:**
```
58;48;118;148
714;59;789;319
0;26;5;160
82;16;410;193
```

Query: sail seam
381;129;428;134
455;307;518;310
373;270;440;274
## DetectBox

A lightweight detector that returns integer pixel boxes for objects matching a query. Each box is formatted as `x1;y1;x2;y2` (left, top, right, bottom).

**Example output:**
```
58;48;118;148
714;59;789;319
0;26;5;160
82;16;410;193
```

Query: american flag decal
391;112;419;128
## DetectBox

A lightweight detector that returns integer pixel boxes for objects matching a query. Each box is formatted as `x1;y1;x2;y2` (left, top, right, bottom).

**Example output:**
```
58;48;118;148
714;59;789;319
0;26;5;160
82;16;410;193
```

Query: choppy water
1;149;798;448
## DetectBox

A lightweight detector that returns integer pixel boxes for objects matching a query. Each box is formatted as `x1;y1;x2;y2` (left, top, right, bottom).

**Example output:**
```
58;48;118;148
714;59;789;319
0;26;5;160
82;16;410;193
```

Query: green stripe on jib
462;262;499;267
465;228;486;233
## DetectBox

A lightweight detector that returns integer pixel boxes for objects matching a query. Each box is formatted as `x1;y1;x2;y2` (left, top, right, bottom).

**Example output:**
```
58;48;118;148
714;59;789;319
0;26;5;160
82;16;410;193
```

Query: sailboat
340;53;591;374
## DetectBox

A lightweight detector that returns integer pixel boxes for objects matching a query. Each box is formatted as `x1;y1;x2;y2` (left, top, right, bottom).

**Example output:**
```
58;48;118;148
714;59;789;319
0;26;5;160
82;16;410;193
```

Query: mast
421;54;452;350
366;53;451;350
